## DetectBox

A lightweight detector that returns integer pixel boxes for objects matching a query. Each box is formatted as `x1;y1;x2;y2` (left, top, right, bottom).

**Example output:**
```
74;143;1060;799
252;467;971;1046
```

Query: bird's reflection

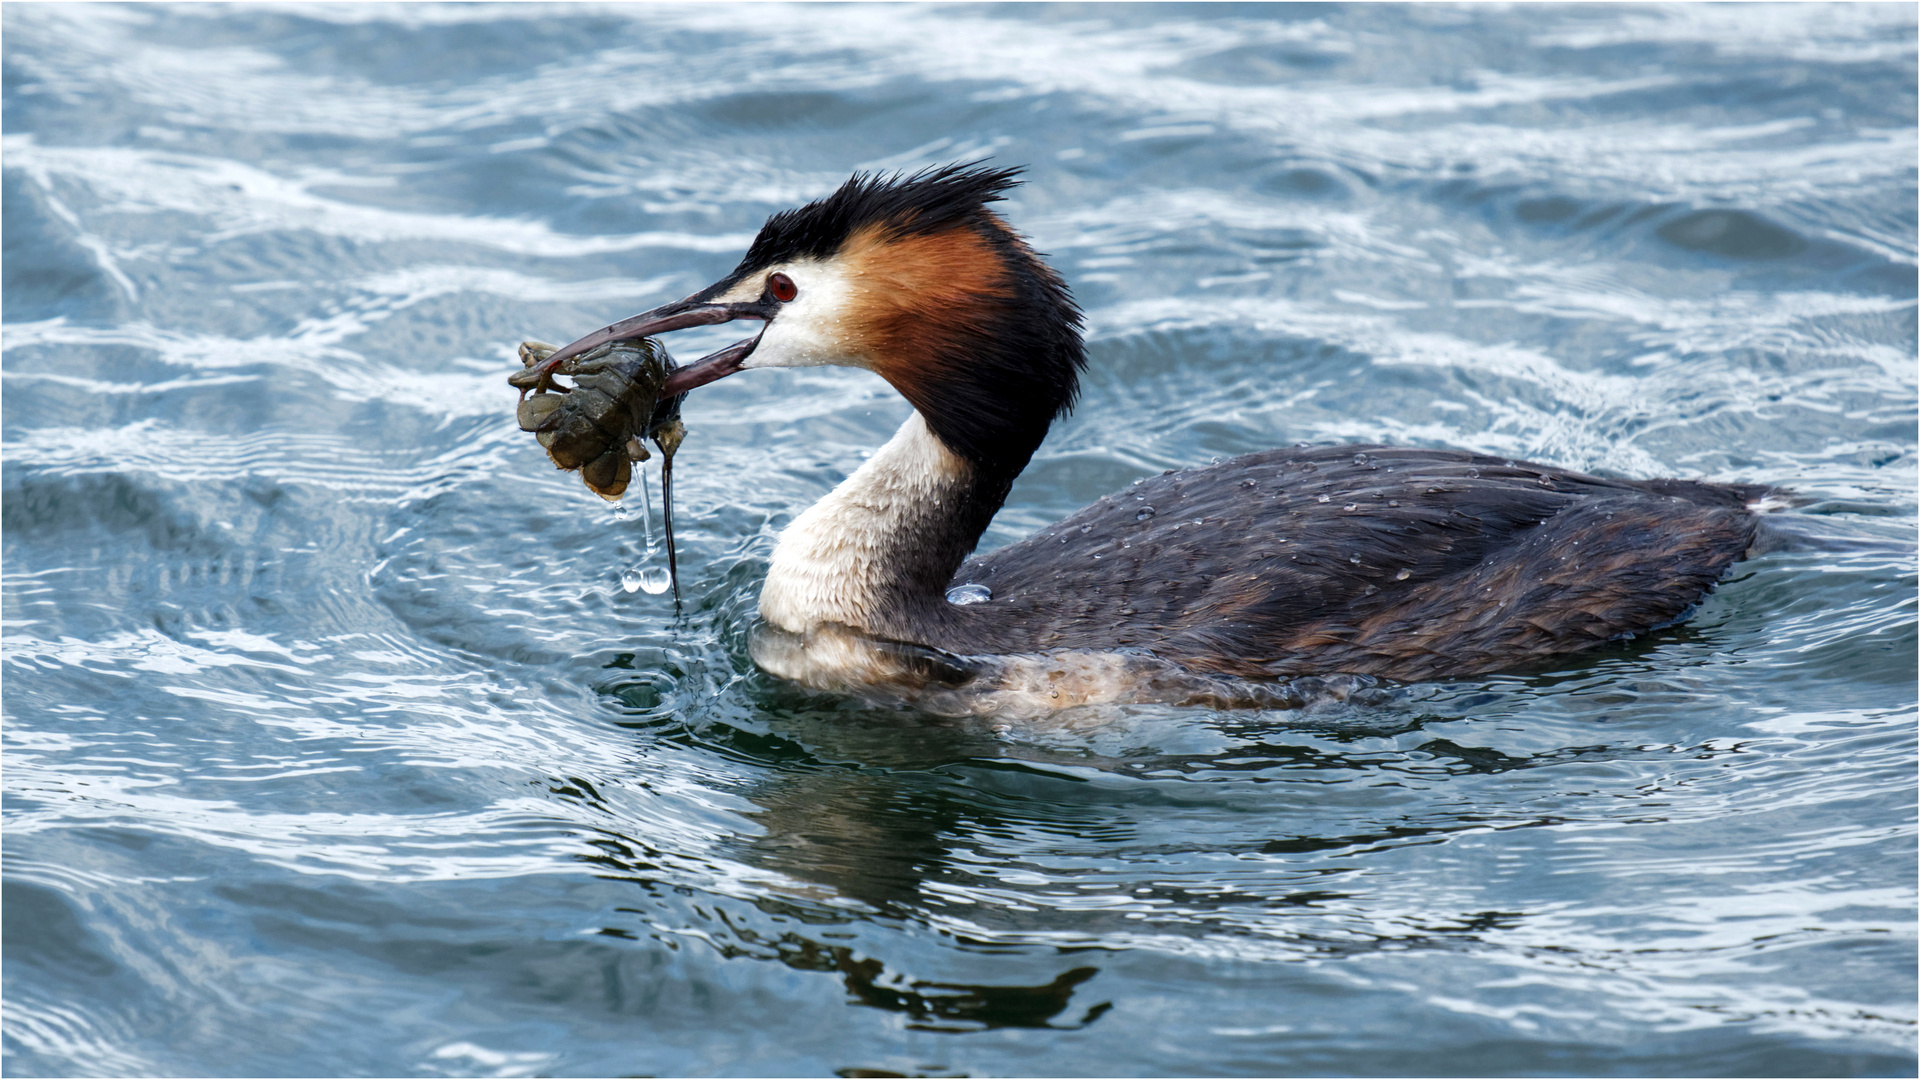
566;663;1740;1030
708;913;1110;1033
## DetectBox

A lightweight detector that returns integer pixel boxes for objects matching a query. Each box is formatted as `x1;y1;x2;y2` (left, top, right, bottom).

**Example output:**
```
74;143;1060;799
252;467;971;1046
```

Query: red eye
767;272;798;303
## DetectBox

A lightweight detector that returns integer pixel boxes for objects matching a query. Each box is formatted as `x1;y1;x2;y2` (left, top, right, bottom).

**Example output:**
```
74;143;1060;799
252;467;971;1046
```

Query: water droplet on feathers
1317;494;1330;503
1135;506;1156;521
1396;568;1413;580
947;583;992;605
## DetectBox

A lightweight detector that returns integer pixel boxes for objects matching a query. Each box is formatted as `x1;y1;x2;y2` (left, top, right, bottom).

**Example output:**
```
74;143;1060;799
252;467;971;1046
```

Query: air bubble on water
1135;506;1156;521
1396;568;1412;580
946;583;992;605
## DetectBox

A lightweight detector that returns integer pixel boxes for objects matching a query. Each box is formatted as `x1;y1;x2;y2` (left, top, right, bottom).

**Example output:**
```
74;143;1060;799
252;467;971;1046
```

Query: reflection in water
742;770;958;912
714;924;1109;1034
558;751;1116;1032
550;710;1702;1032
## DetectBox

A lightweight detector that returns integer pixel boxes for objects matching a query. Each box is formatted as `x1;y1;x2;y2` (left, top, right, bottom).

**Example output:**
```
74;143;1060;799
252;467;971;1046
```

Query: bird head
532;163;1085;476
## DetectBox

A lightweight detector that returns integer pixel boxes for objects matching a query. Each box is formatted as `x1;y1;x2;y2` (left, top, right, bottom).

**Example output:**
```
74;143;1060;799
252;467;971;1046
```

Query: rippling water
5;4;1916;1076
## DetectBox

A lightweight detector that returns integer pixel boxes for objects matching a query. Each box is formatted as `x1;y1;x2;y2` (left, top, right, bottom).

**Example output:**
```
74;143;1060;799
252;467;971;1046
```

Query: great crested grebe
529;164;1770;714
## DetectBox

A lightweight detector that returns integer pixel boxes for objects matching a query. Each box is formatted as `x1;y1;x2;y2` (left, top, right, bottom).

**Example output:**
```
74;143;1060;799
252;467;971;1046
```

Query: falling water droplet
946;583;992;605
1396;568;1413;580
638;471;655;547
1135;506;1156;521
612;501;629;521
618;467;671;597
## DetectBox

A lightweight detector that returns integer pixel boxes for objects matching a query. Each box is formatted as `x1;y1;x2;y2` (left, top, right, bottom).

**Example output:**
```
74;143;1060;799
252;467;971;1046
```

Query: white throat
758;411;971;636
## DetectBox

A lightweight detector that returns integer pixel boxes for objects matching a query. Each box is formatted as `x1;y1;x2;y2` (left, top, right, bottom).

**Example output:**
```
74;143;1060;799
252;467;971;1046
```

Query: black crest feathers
734;162;1025;274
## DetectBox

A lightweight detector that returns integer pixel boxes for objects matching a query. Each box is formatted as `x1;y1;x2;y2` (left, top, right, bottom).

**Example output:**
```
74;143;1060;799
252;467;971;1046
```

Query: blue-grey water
4;4;1916;1076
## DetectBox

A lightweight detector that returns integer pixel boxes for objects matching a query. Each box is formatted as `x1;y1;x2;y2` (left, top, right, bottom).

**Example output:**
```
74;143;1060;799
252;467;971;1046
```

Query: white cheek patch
737;259;868;371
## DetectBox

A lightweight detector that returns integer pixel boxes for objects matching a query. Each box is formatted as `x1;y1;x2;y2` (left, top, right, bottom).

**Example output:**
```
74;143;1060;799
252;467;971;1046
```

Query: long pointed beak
529;294;774;383
663;333;760;395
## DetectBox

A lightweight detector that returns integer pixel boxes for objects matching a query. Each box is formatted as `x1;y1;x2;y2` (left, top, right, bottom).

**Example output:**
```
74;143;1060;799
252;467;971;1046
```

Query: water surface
4;4;1916;1076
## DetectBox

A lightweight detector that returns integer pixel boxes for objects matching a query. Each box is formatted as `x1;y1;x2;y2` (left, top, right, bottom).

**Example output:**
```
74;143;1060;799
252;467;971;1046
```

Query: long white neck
758;411;976;637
